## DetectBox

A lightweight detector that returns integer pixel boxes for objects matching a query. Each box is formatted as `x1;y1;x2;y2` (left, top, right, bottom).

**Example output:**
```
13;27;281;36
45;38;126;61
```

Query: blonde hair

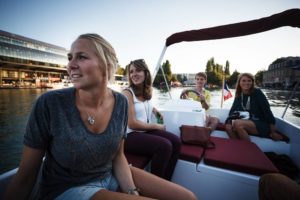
235;73;255;97
77;33;118;82
127;59;152;100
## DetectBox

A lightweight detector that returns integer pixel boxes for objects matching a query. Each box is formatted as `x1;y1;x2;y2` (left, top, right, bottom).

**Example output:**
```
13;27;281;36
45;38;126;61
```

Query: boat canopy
153;9;300;95
166;9;300;47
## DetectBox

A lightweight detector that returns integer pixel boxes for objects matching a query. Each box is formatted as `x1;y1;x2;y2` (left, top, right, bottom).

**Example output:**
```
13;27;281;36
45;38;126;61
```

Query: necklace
87;115;95;125
241;93;251;111
78;90;109;126
80;100;98;126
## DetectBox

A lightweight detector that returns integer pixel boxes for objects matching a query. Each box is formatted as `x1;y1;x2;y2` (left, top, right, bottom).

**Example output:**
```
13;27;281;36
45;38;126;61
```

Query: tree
227;70;240;87
171;74;177;81
224;60;230;76
255;70;265;86
153;60;172;87
205;58;213;73
116;65;125;75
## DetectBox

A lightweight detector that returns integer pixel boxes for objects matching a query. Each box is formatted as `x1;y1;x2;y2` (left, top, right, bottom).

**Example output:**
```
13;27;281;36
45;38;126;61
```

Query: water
0;88;299;174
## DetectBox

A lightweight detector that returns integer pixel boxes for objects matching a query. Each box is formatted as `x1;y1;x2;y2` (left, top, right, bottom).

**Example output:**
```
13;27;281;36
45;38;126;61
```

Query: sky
0;0;299;75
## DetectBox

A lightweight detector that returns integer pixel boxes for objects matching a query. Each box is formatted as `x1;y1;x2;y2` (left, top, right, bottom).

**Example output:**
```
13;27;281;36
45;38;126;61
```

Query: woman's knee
154;131;181;150
157;139;173;152
210;117;219;124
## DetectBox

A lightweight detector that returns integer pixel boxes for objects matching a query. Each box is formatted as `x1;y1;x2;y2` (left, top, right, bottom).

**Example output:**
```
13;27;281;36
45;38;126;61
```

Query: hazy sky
1;0;299;75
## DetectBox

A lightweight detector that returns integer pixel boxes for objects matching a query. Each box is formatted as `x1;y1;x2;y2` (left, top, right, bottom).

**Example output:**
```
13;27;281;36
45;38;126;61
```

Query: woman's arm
122;90;164;131
4;146;45;200
113;140;139;195
152;107;163;119
257;89;276;124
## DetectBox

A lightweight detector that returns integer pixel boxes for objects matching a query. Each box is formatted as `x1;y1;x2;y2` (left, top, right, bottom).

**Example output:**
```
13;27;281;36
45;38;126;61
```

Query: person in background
225;73;283;141
122;59;181;181
4;34;197;200
180;72;220;133
259;173;300;200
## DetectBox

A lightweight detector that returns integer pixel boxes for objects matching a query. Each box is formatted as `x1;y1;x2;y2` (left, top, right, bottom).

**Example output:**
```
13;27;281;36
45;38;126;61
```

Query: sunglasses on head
130;59;145;65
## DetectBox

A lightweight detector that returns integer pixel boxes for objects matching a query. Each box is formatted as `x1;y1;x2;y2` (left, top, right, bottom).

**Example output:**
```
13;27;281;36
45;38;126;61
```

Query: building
263;57;300;89
0;30;68;88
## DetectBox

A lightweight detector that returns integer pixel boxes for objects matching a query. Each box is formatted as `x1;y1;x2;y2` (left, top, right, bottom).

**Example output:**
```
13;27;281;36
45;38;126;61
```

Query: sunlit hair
235;73;255;97
77;33;118;82
127;59;152;100
195;72;207;80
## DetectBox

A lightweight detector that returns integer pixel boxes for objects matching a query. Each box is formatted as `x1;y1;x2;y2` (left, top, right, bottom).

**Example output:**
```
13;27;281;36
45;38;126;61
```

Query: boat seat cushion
204;137;279;175
179;143;205;163
125;153;151;169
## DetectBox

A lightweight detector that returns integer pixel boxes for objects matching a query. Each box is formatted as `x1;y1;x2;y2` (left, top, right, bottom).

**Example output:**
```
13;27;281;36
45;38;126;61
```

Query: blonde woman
4;34;196;200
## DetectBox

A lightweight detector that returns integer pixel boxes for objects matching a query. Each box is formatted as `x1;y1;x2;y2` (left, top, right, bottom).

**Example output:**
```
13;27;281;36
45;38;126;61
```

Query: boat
108;74;129;91
1;9;300;200
50;76;73;90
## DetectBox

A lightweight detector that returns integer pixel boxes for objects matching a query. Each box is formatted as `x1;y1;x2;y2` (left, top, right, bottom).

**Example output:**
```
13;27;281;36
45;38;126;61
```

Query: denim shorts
55;174;119;200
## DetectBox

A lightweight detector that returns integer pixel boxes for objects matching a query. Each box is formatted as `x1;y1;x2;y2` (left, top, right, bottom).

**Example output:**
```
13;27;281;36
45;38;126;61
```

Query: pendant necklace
241;93;251;111
87;114;95;125
80;99;96;125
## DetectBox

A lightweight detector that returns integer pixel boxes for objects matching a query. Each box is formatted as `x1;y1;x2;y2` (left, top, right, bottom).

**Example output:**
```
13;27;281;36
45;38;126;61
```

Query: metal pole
221;71;225;108
281;80;299;118
152;45;167;83
152;45;172;99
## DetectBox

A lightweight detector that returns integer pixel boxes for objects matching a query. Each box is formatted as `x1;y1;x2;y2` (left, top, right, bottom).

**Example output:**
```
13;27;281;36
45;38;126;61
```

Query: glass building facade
0;30;69;88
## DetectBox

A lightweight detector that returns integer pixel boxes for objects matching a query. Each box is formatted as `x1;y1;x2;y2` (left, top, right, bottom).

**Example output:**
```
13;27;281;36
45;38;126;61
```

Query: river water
0;88;299;174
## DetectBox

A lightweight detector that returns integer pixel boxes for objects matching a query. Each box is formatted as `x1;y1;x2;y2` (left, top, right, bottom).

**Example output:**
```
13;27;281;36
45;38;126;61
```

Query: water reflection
0;89;48;173
264;89;300;117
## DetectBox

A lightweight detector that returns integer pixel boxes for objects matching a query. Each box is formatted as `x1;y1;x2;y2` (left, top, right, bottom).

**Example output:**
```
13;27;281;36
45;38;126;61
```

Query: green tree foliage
227;70;240;87
255;70;265;86
152;57;248;89
205;58;213;73
205;57;226;87
116;65;125;75
225;60;230;75
171;74;177;81
153;60;172;87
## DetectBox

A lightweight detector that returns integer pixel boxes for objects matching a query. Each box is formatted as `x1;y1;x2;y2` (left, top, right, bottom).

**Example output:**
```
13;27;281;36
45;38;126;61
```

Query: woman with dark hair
225;73;283;141
122;59;181;181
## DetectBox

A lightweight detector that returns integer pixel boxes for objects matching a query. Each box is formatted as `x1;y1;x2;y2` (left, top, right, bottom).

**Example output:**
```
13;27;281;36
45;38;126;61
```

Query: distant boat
108;74;128;91
51;77;73;90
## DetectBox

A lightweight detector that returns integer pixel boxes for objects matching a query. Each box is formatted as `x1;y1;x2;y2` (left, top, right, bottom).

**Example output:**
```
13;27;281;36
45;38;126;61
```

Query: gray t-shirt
24;88;128;199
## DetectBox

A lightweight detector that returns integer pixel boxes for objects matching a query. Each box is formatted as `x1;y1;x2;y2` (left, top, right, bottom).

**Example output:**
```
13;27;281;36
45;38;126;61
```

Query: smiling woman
122;59;182;181
3;34;197;200
225;73;283;141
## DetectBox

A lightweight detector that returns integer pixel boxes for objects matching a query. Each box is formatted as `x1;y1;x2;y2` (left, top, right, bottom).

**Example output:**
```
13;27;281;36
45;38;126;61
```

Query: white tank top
126;88;153;133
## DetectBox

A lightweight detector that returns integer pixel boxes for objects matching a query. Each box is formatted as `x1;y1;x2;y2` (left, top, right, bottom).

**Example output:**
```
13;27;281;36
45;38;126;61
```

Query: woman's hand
269;131;283;141
155;124;166;131
269;124;283;141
